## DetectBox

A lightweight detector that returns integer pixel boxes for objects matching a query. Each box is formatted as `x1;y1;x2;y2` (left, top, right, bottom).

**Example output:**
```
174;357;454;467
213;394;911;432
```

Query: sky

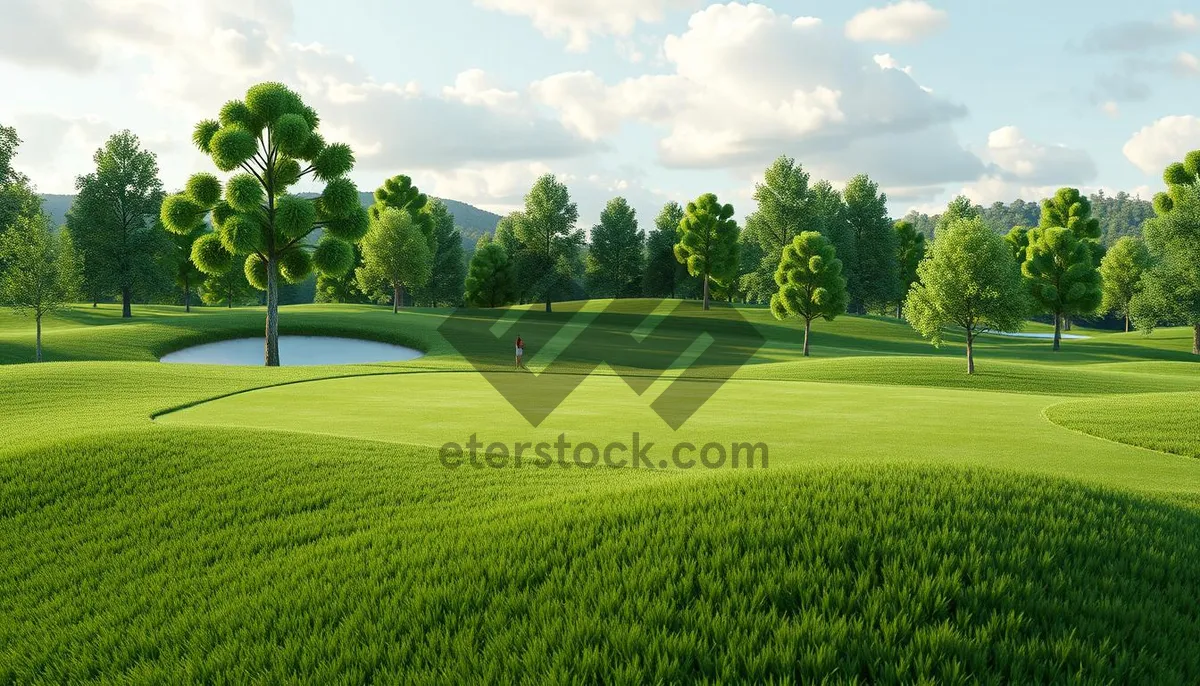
2;0;1199;229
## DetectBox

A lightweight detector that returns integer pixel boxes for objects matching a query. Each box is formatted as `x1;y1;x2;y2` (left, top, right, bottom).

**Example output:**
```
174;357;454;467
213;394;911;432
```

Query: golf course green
3;300;1200;683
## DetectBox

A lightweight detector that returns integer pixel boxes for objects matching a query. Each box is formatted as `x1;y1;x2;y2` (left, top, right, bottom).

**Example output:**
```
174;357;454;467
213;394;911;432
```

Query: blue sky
2;0;1199;227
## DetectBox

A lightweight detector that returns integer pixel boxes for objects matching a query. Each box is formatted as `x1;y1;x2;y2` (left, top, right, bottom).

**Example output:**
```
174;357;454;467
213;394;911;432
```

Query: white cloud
1123;115;1200;174
845;1;948;44
534;2;974;189
473;0;702;51
1102;101;1121;117
873;53;913;75
955;126;1096;205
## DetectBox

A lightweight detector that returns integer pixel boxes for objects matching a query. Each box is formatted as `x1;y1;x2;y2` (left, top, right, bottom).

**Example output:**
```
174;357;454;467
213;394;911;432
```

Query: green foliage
313;143;355;182
585;197;644;298
209;125;257;172
464;235;517;307
894;220;925;311
936;195;981;235
160;195;207;235
272;113;310;157
355;208;433;309
275;195;317;239
200;254;255;307
770;232;847;355
192;120;220;155
220;214;264;254
675;193;739;309
218;100;256;130
411;200;466;307
1004;226;1031;264
1131;178;1200;352
1022;226;1103;348
0;213;79;360
244;254;268;290
225;173;264;213
67;130;169;316
185;173;222;207
325;205;370;243
191;232;234;275
1100;236;1152;329
312;236;355;278
320;178;360;220
744;156;814;300
643;202;693;299
906;217;1028;372
1040;187;1103;266
168;223;206;308
278;248;313;284
245;82;303;130
843;175;900;312
273;158;302;190
512;175;583;311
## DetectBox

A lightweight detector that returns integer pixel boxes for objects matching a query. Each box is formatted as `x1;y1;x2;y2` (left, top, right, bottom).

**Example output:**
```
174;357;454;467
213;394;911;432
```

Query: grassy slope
2;301;1200;682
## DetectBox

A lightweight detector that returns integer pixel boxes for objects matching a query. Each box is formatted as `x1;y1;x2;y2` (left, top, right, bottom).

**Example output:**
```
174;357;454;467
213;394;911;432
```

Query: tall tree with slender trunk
169;224;206;312
675;193;740;311
162;82;366;366
643;202;690;299
586;197;644;298
744;156;812;299
513;174;582;313
1022;227;1102;351
893;220;926;318
906;217;1029;374
412;200;466;307
843;174;900;313
68;130;168;318
1100;236;1152;332
0;213;80;362
356;208;433;313
769;231;848;356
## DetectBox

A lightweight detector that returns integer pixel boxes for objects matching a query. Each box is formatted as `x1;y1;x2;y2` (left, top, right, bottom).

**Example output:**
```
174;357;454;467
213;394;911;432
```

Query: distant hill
38;192;500;250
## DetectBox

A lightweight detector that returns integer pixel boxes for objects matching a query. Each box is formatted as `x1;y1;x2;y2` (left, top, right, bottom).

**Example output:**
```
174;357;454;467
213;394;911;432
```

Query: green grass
2;299;1200;683
1046;392;1200;459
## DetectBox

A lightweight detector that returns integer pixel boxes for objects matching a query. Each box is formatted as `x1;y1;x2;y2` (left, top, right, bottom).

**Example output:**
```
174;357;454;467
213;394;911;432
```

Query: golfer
515;335;525;369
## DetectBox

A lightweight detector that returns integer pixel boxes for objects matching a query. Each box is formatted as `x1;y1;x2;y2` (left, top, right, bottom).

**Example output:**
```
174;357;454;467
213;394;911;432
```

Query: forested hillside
903;191;1153;245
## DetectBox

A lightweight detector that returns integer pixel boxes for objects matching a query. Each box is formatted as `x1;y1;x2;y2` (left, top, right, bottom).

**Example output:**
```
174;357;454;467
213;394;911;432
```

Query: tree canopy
585;197;644;298
512;175;582;312
162;82;365;365
769;231;848;356
356;207;432;313
0;212;80;361
675;193;740;310
1022;226;1103;350
905;217;1028;373
464;234;517;308
894;220;926;316
843;174;899;313
1099;236;1152;333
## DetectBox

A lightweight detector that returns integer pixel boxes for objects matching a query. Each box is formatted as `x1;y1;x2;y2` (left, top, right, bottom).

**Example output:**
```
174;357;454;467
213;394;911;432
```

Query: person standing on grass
515;335;526;369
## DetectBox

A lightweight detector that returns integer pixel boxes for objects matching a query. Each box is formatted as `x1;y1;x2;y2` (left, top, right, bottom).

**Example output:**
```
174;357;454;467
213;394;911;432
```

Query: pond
160;336;424;366
984;332;1090;340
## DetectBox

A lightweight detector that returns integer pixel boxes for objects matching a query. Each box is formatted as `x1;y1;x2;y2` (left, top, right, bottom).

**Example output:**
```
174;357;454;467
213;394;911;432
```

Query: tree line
1;81;1198;366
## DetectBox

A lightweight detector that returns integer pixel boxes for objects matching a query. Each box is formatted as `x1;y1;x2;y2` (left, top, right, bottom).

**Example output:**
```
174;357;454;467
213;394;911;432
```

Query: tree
843;174;900;313
0;213;80;361
68;130;168;317
0;124;41;241
586;197;644;298
1040;187;1103;260
1131;155;1200;355
513;174;582;312
894;220;926;317
464;235;517;308
936;195;981;236
769;231;848;356
1005;226;1031;265
744;156;813;299
643;202;690;298
162;82;367;366
810;180;857;294
675;193;740;310
1100;236;1152;332
905;217;1029;374
169;224;206;312
1021;227;1102;351
201;254;255;308
356;208;433;313
412;199;466;307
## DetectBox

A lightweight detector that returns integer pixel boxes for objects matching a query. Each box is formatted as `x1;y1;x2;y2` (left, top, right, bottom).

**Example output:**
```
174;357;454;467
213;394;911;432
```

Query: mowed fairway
161;371;1200;494
4;301;1200;683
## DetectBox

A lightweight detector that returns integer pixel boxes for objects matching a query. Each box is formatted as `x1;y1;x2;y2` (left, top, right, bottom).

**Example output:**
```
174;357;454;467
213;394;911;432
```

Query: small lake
160;336;424;366
985;332;1090;340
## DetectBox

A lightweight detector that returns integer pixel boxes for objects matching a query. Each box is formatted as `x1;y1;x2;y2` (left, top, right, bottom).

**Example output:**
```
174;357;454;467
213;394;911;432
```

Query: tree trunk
228;282;234;309
1193;323;1200;356
35;314;42;363
702;276;710;311
803;319;811;357
1053;313;1062;352
1063;317;1072;332
184;276;191;313
121;287;132;318
393;284;402;314
1125;313;1130;333
545;293;552;313
966;331;975;374
265;256;280;367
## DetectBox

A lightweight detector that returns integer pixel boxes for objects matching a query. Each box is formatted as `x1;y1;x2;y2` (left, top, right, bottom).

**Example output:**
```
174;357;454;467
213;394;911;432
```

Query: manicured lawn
2;300;1199;683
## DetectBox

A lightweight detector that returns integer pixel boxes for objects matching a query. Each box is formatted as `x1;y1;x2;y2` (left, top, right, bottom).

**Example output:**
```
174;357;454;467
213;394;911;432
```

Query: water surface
160;336;423;366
